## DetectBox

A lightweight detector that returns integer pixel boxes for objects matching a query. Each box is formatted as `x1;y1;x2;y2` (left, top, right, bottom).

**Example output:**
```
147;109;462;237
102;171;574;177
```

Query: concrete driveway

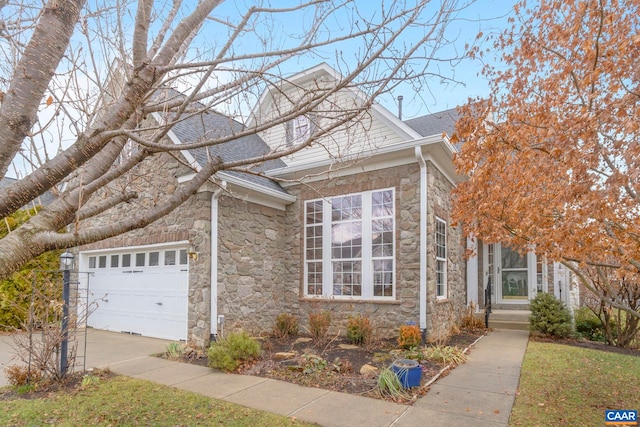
0;329;170;387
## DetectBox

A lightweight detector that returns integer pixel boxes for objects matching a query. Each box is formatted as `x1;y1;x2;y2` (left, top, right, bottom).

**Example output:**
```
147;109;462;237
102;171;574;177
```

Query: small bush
459;302;486;331
165;342;184;361
207;331;262;372
5;364;42;387
398;324;422;349
530;293;573;338
273;313;299;339
574;307;606;342
308;310;331;345
346;315;373;345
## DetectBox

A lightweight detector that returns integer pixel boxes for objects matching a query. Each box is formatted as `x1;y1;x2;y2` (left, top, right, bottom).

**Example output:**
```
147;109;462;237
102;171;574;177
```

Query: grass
1;375;317;427
510;341;640;426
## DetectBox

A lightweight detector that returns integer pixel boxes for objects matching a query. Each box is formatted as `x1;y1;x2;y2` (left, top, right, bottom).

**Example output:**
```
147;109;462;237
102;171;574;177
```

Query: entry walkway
1;329;529;426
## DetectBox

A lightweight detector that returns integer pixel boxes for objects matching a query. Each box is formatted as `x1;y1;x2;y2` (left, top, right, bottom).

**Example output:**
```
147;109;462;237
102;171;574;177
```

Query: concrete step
487;309;531;331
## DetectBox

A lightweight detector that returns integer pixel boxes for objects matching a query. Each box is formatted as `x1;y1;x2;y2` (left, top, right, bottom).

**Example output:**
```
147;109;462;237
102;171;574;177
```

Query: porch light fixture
59;250;75;271
187;244;198;261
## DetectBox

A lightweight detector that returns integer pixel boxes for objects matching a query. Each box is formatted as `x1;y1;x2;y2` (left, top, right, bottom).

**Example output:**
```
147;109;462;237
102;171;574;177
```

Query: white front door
484;243;538;305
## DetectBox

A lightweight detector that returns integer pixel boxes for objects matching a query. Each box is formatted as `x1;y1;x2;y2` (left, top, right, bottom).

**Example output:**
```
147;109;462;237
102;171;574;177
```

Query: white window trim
435;217;447;299
303;188;396;301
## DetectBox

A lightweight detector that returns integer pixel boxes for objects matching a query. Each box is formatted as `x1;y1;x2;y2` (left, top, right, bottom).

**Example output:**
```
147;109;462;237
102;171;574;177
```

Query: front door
484;243;538;305
498;245;529;303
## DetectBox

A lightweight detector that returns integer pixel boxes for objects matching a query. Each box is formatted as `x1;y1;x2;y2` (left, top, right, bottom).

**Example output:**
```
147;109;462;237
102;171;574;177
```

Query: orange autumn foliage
453;0;640;320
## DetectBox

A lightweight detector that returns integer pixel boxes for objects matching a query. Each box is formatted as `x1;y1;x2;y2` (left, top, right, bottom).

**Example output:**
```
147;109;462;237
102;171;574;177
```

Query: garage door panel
84;246;188;341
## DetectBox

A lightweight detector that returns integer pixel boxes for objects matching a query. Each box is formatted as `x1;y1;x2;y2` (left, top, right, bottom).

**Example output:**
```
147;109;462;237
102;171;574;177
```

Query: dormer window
287;114;316;146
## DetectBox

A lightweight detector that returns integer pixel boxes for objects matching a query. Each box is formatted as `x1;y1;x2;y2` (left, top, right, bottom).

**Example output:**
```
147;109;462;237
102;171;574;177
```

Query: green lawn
1;375;317;427
510;341;640;426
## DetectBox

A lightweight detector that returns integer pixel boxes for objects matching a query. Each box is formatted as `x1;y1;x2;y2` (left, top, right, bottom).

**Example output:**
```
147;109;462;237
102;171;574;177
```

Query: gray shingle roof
404;107;459;138
156;89;287;195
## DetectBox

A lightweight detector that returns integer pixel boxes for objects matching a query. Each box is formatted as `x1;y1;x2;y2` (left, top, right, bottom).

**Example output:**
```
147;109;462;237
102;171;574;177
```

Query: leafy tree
0;208;61;329
453;0;640;328
0;0;474;279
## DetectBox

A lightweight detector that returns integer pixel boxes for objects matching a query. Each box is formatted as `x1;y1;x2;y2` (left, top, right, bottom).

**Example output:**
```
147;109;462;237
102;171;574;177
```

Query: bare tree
0;0;473;279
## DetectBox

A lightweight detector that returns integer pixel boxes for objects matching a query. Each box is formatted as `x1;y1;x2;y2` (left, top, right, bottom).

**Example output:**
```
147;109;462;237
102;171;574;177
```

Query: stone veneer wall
426;161;466;340
215;196;290;335
78;152;214;347
282;163;440;339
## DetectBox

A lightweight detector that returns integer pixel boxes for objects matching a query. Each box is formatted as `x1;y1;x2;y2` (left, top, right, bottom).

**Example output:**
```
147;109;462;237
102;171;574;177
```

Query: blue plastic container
392;359;422;388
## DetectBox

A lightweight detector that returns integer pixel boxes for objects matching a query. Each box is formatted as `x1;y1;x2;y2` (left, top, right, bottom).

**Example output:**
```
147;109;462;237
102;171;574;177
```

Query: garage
81;244;189;341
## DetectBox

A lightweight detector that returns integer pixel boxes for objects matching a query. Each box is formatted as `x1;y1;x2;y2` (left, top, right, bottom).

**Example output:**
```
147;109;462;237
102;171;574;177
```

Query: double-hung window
435;217;447;299
287;115;316;146
304;188;395;299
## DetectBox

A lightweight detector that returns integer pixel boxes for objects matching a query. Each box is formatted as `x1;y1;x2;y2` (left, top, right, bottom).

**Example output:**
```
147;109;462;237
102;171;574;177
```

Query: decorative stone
360;364;379;376
294;337;312;344
274;351;297;361
338;344;359;350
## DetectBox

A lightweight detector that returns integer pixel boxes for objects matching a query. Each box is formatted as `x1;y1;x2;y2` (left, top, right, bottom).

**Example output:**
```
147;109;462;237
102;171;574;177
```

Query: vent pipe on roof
397;95;403;120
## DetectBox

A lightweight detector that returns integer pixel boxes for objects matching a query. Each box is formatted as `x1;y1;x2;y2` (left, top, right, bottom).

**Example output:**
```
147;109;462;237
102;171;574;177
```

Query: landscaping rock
274;351;297;360
360;363;379;377
338;344;360;350
294;337;312;344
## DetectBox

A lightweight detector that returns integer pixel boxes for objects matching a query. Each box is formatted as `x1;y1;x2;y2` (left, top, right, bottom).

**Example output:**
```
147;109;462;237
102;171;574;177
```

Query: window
98;255;107;269
110;255;119;268
179;249;188;265
122;254;131;268
287;115;316;146
304;188;395;299
88;256;96;269
135;253;145;267
164;250;176;266
435;218;447;299
149;251;159;266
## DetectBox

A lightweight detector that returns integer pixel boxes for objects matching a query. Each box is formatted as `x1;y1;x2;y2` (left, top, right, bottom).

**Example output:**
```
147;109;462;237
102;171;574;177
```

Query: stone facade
216;195;289;335
81;151;468;345
79;151;214;347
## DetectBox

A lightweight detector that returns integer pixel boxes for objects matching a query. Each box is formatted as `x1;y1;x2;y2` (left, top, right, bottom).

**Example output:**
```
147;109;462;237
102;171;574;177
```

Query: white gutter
415;147;428;334
210;181;226;340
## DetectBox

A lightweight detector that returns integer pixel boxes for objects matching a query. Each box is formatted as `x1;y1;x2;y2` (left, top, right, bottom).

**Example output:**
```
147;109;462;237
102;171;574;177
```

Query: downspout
210;181;226;342
415;147;428;341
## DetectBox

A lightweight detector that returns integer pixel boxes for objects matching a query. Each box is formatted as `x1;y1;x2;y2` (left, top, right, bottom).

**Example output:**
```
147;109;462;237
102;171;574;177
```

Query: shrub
574;307;606;342
398;324;422;349
5;364;43;387
207;331;262;372
459;302;486;331
273;313;299;339
376;366;409;399
308;310;331;345
346;315;373;345
165;342;184;361
529;293;573;338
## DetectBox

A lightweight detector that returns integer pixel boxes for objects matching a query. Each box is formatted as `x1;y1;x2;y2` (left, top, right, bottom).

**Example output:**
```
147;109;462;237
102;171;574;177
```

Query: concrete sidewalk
1;328;528;426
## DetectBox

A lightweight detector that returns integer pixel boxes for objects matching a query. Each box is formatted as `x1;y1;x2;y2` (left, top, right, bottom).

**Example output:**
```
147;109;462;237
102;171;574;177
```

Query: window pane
135;253;145;267
501;245;527;269
110;255;119;268
306;262;323;295
179;249;188;265
332;222;362;259
88;257;96;269
372;190;393;217
122;254;131;267
331;195;362;221
164;250;176;266
149;251;159;266
98;256;107;268
332;261;362;296
305;200;323;224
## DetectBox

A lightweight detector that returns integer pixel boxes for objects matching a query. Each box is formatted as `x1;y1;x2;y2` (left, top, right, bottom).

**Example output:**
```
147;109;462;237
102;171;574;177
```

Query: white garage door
83;245;189;341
